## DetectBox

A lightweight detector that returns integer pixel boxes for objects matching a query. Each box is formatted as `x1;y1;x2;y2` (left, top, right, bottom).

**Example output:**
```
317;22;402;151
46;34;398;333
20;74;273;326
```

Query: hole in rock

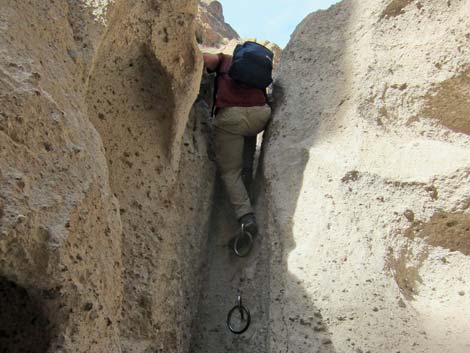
0;277;51;353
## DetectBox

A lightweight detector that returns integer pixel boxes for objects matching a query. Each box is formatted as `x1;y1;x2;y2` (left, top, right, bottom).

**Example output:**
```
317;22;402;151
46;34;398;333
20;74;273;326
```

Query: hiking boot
239;213;258;236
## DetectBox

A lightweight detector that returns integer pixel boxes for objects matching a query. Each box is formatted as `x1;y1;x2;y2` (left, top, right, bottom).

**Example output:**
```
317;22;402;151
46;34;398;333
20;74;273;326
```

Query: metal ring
233;230;253;257
227;303;251;334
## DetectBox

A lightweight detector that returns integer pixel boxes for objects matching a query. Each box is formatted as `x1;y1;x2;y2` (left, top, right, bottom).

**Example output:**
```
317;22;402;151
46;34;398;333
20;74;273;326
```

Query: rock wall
2;0;468;352
0;1;122;352
262;0;470;352
86;1;215;352
196;1;239;47
1;0;215;352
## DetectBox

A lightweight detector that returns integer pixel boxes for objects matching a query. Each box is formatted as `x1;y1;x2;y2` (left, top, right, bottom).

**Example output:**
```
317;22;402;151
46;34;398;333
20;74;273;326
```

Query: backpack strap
211;54;224;118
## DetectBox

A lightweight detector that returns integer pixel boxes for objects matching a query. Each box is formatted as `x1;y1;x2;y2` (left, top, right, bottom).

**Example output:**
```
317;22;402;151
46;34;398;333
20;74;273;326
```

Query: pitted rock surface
196;1;239;47
262;0;470;352
1;1;469;353
1;0;214;352
0;1;122;352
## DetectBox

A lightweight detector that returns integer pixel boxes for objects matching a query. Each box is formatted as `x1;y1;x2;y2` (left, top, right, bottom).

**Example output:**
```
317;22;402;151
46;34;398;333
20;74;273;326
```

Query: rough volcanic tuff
86;1;215;352
261;0;470;352
0;1;122;352
2;1;469;353
196;0;239;47
1;0;214;352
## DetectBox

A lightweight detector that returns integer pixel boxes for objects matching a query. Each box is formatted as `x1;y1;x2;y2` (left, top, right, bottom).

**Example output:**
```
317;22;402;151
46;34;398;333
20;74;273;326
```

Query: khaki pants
214;105;271;219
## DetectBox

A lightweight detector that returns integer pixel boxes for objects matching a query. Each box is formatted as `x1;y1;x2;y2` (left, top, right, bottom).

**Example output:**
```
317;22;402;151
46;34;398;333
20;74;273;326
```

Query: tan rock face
2;0;468;353
0;1;122;352
86;1;214;352
262;1;470;353
196;1;239;47
1;0;214;352
420;66;470;135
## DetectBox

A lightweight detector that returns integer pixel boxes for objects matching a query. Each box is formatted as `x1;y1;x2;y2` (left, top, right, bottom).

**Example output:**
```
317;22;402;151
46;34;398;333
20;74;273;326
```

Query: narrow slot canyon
189;137;273;352
0;1;469;353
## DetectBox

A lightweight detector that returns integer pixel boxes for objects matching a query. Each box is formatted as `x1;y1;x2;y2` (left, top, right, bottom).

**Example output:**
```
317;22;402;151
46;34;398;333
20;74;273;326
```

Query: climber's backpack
229;41;274;89
210;42;274;117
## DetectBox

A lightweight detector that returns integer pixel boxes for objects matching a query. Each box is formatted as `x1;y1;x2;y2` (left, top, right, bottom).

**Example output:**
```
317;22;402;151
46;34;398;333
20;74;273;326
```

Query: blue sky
220;0;339;48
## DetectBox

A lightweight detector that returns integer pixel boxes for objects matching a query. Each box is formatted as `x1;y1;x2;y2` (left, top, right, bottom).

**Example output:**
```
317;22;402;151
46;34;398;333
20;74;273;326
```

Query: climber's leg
213;106;271;220
241;105;271;136
242;105;270;193
215;105;271;137
214;107;253;218
242;135;257;192
214;122;252;219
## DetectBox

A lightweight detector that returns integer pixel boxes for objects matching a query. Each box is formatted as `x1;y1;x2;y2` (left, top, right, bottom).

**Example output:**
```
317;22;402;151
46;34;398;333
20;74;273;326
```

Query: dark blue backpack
229;41;273;89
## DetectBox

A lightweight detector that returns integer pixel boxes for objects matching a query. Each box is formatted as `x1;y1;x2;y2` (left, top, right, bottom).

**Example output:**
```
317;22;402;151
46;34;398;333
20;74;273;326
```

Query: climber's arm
203;53;220;73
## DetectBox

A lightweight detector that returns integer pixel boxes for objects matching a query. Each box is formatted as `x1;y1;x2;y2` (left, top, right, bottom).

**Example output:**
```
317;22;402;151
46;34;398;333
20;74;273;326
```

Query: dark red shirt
215;54;266;108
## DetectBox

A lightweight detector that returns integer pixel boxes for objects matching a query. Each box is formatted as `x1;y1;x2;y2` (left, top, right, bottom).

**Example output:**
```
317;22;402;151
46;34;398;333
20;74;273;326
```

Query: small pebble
398;298;407;308
16;215;26;223
404;209;415;222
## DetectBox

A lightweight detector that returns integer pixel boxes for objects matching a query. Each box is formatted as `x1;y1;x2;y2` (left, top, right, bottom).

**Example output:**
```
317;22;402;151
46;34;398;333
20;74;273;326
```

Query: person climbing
202;41;274;236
